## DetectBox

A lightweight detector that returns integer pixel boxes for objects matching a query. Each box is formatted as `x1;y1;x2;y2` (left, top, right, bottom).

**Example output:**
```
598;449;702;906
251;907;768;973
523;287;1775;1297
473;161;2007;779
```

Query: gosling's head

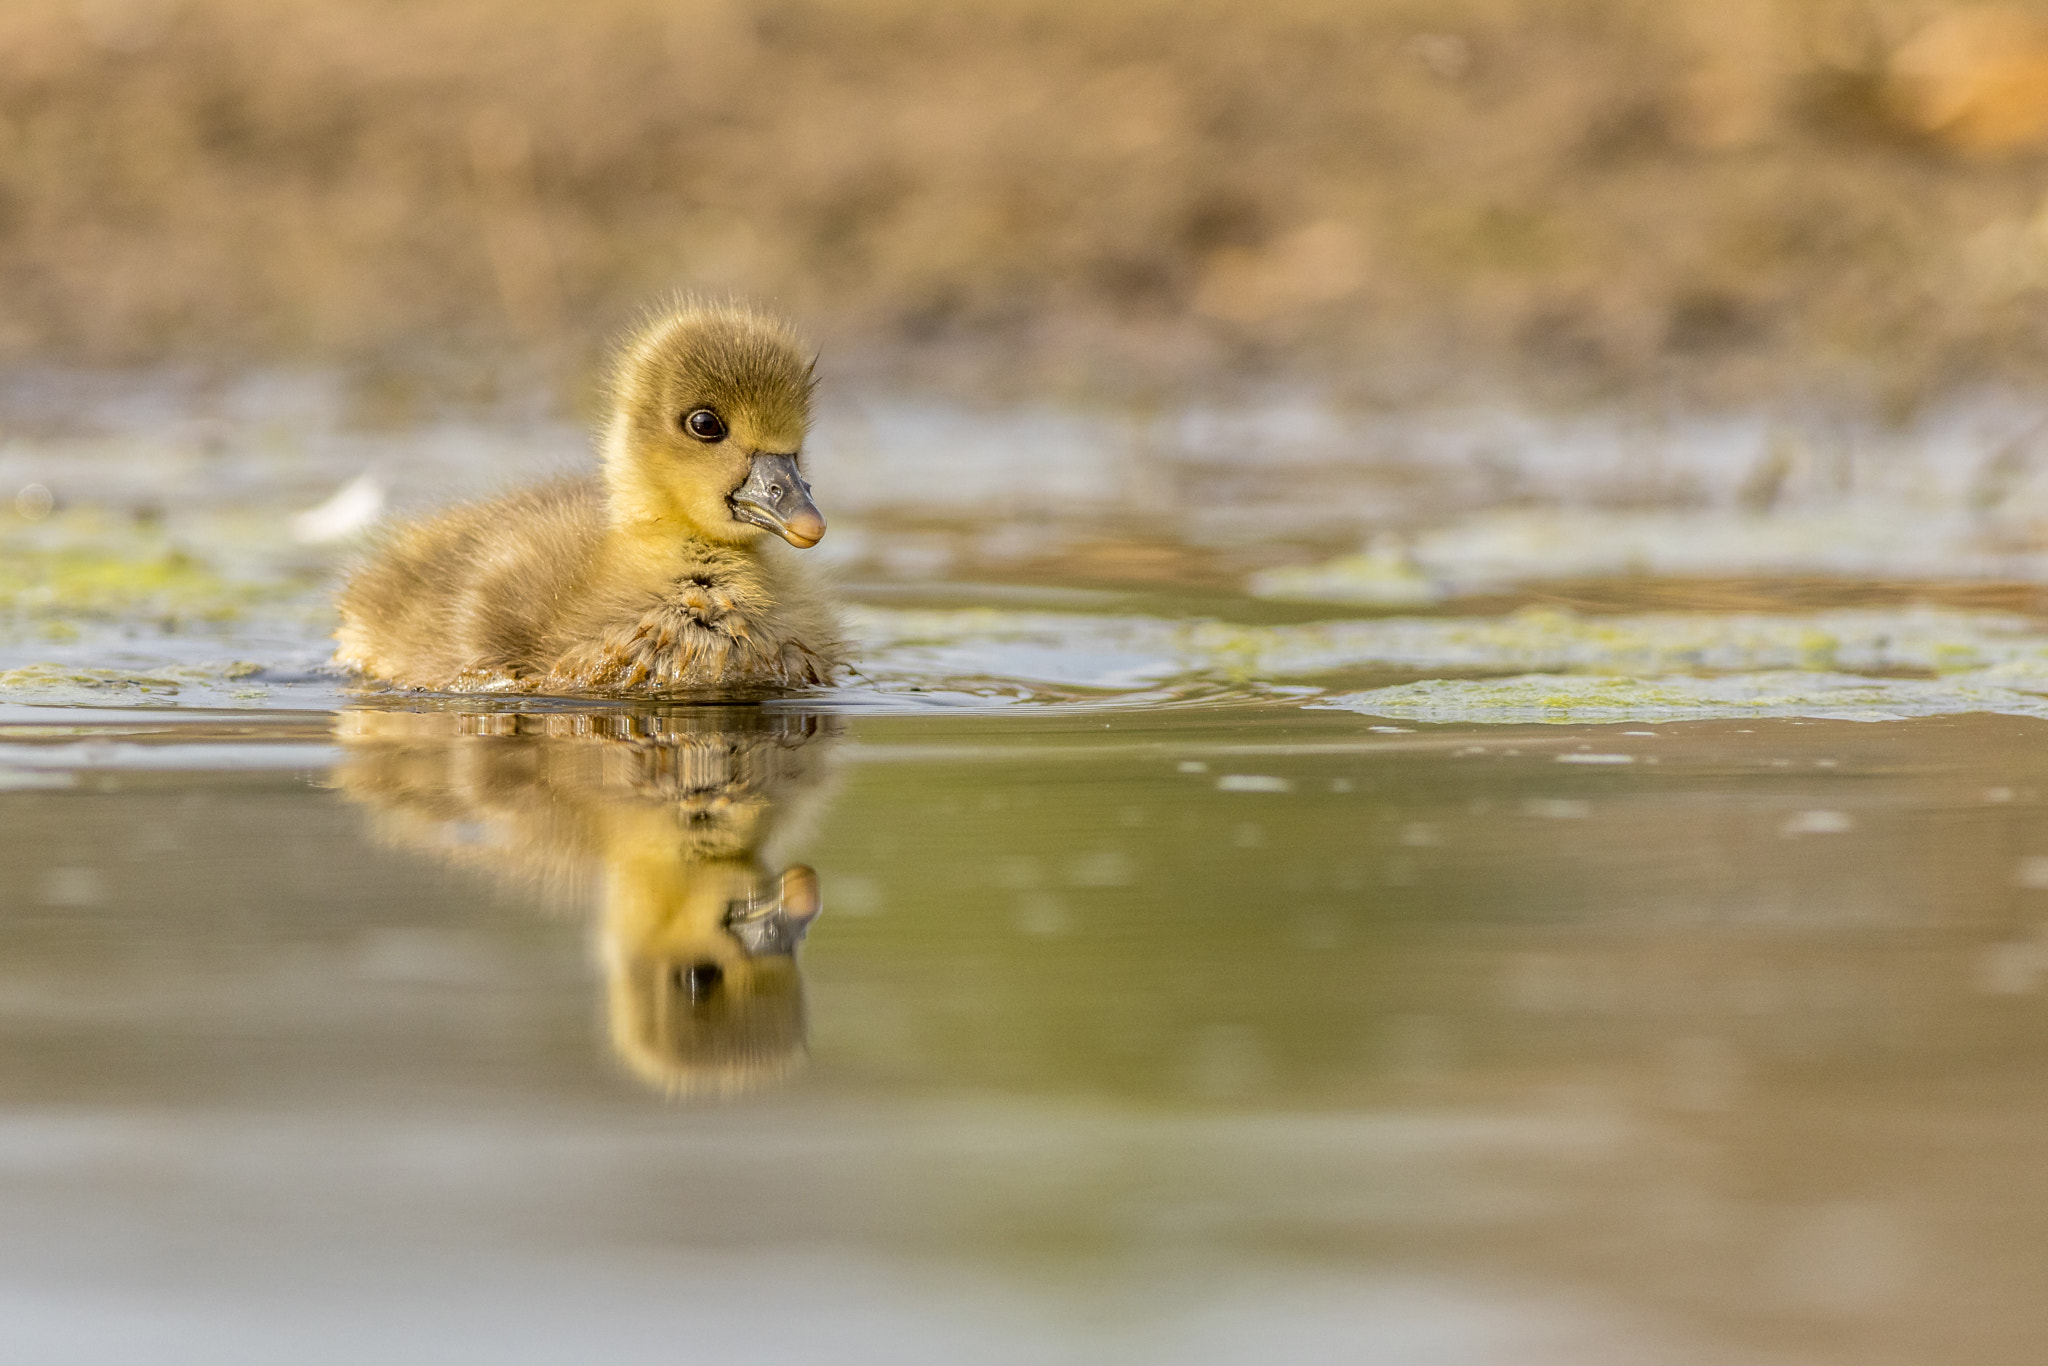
601;302;825;549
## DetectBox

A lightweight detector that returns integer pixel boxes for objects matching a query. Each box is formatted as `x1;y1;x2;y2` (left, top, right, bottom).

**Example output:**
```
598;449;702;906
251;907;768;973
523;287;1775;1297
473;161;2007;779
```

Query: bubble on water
1400;822;1443;847
1216;774;1290;792
1781;809;1855;837
14;484;53;522
2015;856;2048;889
1558;753;1633;765
1176;761;1209;774
1233;823;1266;849
1985;786;2017;803
1329;778;1354;793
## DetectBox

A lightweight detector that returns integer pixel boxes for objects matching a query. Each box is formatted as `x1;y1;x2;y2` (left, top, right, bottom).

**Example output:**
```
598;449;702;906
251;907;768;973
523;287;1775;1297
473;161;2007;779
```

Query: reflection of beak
724;865;823;956
729;453;825;548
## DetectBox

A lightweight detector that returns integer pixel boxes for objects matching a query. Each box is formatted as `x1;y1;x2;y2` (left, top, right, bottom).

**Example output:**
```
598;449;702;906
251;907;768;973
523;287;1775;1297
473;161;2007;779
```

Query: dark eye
676;961;724;1001
683;408;726;442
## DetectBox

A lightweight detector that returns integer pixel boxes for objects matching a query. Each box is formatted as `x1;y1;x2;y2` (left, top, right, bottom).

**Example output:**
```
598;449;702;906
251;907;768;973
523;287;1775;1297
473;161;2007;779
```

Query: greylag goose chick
335;302;841;693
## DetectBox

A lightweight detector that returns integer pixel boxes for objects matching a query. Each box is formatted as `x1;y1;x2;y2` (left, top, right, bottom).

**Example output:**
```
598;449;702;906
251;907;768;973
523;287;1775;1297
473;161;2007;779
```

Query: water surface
3;695;2048;1364
7;391;2048;1362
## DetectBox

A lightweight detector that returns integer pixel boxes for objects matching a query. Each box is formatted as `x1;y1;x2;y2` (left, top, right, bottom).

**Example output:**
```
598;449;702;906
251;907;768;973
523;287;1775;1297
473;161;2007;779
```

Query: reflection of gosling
605;852;821;1094
331;707;838;1096
335;302;843;695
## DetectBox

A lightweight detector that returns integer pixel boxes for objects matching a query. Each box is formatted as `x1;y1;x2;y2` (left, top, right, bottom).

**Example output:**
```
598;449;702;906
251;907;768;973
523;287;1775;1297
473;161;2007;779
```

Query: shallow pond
7;392;2048;1362
6;697;2048;1363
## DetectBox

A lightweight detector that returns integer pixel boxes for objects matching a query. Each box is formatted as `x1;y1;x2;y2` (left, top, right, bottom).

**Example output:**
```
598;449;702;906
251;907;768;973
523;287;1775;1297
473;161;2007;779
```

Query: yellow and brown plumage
335;302;843;694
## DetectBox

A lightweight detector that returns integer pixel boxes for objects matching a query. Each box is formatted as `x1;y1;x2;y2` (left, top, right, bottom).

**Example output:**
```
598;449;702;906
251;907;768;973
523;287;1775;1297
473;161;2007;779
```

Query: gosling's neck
598;420;678;530
597;425;760;567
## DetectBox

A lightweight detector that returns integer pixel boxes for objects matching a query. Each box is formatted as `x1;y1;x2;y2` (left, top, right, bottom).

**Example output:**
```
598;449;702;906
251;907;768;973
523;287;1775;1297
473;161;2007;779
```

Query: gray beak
724;866;823;957
729;453;825;549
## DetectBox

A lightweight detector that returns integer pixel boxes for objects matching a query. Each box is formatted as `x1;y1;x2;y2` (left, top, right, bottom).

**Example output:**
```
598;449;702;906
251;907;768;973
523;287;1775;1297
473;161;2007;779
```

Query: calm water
3;696;2048;1363
9;390;2048;1361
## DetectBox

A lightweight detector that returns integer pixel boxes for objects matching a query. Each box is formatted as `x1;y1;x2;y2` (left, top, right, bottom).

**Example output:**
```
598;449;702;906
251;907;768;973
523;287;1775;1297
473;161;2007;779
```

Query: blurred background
15;7;2048;1363
17;0;2048;613
13;0;2048;410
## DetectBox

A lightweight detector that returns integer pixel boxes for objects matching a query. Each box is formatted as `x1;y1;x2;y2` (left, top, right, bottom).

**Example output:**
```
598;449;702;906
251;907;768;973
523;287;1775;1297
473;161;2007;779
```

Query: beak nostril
729;452;825;547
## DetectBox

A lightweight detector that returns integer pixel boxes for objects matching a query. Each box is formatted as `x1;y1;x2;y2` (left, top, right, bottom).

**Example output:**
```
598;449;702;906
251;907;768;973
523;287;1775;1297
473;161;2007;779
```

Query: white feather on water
290;471;386;544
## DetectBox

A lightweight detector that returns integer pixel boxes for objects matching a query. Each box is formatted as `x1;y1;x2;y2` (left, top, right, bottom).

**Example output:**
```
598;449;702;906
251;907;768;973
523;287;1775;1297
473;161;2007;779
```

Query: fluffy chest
543;531;827;691
604;537;773;621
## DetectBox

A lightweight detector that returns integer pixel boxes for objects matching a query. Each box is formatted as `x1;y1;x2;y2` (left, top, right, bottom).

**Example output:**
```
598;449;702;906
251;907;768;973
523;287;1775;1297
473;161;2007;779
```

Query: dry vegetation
11;0;2048;407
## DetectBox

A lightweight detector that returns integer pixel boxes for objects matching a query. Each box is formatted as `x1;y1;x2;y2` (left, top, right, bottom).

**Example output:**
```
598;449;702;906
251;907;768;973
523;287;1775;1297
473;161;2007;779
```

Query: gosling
335;303;843;693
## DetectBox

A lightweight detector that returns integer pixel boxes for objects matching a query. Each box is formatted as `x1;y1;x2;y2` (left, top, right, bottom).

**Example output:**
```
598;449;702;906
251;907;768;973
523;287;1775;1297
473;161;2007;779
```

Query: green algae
0;660;267;698
0;511;314;628
0;661;317;710
1252;508;2048;603
1315;671;2048;723
846;604;2048;690
0;546;247;623
11;510;2048;718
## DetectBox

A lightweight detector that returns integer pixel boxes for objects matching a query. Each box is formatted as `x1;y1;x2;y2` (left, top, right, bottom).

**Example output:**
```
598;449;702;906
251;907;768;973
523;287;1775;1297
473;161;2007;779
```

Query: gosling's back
335;478;604;689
